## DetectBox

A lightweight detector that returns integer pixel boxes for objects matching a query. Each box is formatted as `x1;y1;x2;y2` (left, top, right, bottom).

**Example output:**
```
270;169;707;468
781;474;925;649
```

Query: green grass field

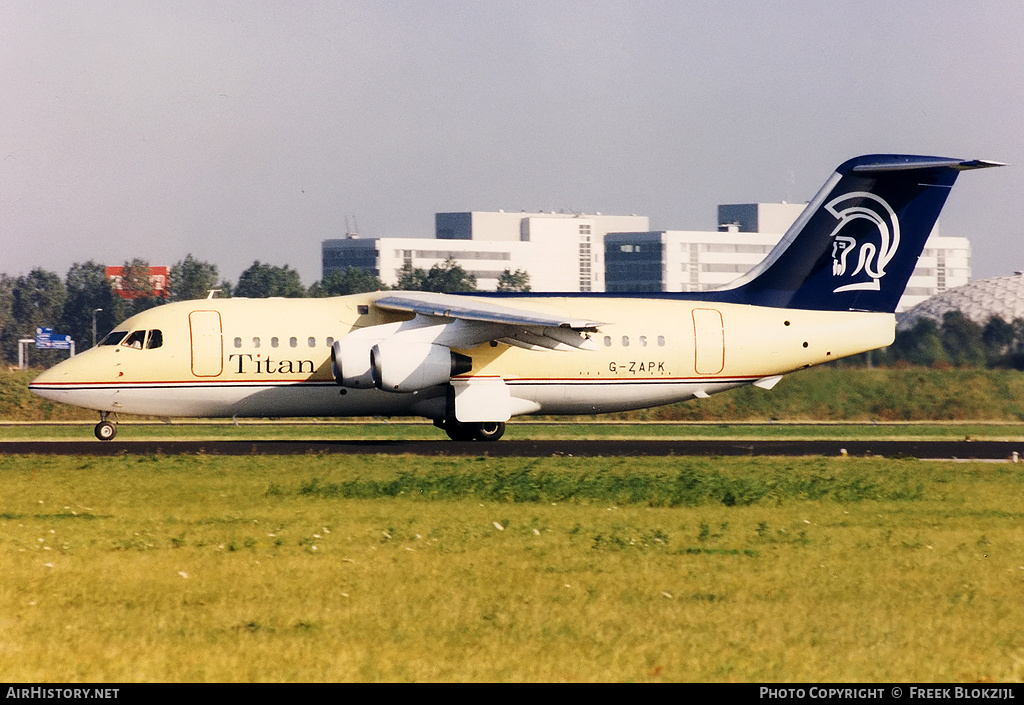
4;366;1023;681
2;453;1023;682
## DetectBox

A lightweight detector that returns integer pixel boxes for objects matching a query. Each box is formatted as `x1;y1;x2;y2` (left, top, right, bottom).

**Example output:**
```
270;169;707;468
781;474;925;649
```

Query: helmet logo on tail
826;192;900;293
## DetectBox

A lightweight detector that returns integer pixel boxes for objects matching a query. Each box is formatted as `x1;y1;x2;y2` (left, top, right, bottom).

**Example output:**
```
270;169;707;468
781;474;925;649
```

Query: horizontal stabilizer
850;157;1005;173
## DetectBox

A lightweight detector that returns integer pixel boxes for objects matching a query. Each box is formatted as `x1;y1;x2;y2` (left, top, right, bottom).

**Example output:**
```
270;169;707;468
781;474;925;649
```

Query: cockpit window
122;331;147;349
146;329;163;349
99;331;128;346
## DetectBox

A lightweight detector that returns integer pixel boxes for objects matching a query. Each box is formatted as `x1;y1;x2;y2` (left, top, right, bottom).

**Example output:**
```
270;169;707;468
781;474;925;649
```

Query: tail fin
715;155;1003;312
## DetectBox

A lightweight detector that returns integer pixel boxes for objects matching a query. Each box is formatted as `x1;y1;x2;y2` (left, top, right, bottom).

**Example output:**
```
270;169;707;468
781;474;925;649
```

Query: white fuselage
30;293;895;420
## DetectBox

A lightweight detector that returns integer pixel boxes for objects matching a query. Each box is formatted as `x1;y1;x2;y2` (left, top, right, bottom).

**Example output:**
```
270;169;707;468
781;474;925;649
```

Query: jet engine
370;340;472;393
331;338;376;388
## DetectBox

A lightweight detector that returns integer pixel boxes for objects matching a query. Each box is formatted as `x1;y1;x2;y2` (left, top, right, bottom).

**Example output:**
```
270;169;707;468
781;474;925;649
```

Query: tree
12;268;66;333
981;315;1015;367
1008;318;1024;370
394;259;475;293
168;254;223;302
889;317;949;367
496;268;531;292
234;261;306;298
60;261;120;349
940;310;985;367
310;267;385;297
111;259;166;318
0;274;15;364
421;258;476;293
395;261;427;291
0;273;13;332
8;268;67;366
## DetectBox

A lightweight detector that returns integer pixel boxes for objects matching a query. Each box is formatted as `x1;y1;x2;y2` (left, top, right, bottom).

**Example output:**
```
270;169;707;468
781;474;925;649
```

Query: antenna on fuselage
206;289;222;299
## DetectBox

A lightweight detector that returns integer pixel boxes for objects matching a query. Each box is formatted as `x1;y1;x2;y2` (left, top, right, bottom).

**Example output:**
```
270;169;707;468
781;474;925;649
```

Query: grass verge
2;453;1023;682
6;365;1024;423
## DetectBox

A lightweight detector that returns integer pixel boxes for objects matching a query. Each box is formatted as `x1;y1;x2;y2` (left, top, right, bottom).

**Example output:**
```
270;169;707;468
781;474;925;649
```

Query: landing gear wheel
439;418;507;442
473;421;505;442
95;420;117;441
443;421;477;442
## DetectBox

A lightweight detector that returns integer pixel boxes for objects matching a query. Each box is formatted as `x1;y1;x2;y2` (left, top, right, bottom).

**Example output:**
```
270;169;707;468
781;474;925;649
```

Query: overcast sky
2;1;1022;287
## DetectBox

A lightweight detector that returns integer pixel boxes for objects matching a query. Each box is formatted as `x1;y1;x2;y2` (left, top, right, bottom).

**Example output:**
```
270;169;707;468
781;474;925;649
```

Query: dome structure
897;272;1024;331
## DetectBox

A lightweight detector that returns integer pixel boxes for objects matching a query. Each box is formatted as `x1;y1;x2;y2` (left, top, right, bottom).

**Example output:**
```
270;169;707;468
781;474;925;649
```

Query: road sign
35;327;73;350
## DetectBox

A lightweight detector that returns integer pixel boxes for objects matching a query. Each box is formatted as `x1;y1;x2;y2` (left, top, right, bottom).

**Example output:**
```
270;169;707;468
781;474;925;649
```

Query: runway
1;438;1021;460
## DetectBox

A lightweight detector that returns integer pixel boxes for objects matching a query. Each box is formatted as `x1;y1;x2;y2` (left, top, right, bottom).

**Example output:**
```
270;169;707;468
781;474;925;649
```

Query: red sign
105;266;169;299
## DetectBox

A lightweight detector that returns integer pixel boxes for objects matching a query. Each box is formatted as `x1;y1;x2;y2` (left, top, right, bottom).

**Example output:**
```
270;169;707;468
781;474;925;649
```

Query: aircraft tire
444;422;476;441
473;421;505;442
95;420;117;441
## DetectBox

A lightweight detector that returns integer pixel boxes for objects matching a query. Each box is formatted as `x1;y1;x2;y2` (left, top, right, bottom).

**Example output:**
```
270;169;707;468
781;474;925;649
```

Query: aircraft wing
372;292;603;351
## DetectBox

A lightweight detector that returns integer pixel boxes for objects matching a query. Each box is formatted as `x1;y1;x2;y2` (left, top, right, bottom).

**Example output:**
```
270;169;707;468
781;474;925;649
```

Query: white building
605;203;971;312
323;212;649;292
322;205;971;311
323;236;525;291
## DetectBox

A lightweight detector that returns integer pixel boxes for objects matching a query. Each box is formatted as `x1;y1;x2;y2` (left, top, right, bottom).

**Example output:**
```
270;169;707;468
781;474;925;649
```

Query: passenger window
308;337;316;348
326;337;335;347
603;336;612;347
639;335;648;347
122;331;146;349
657;336;666;347
271;337;279;348
234;337;242;348
289;337;298;348
252;337;261;349
621;336;630;347
146;329;163;349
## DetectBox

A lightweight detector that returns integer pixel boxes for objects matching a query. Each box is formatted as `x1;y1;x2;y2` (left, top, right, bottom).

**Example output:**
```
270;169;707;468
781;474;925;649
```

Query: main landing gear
435;419;506;442
95;412;117;441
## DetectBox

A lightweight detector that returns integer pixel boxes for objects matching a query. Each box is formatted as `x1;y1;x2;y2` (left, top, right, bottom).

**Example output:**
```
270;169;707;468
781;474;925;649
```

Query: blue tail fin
713;155;1003;313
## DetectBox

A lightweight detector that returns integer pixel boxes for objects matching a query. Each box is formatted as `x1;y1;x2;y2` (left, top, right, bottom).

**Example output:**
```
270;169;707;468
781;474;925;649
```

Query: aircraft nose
29;358;76;403
29;351;120;413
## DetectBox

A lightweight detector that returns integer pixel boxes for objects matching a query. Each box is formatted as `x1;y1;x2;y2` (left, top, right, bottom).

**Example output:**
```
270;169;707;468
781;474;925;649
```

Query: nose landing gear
95;412;117;441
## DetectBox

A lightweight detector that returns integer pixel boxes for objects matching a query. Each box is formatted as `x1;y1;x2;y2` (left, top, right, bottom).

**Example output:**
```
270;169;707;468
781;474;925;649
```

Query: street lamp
92;308;103;348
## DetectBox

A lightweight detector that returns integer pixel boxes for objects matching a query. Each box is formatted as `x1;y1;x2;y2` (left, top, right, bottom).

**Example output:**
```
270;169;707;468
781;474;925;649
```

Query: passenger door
692;308;725;375
189;310;223;377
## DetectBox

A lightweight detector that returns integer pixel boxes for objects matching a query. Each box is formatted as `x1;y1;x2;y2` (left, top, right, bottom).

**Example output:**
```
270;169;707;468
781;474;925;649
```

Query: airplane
30;154;1003;442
